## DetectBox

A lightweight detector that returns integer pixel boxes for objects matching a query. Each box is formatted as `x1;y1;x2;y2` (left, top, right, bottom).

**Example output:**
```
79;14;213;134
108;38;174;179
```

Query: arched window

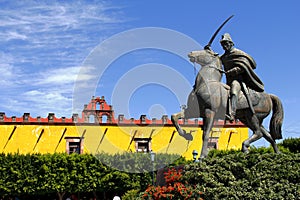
89;115;95;123
102;115;107;123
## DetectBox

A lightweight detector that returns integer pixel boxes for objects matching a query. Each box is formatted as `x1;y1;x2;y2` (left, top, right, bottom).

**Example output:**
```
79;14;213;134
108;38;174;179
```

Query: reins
208;65;226;74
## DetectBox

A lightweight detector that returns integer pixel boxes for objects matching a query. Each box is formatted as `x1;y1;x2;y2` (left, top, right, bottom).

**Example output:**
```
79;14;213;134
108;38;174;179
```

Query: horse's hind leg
260;126;280;153
241;114;263;153
242;132;263;153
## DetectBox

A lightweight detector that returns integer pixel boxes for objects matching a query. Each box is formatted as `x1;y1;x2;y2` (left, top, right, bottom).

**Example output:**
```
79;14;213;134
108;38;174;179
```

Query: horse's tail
269;94;284;140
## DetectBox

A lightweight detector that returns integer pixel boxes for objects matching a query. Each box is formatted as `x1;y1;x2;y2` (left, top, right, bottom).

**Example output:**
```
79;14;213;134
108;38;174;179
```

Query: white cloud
4;89;73;117
0;52;23;86
5;31;28;41
0;1;126;68
36;67;80;85
0;1;127;117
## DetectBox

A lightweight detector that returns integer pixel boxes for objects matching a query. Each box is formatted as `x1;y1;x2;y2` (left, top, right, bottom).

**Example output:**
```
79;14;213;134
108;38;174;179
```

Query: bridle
208;65;226;74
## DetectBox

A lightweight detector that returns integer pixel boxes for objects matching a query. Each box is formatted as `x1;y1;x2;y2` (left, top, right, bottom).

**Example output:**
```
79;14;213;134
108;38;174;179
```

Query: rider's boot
229;94;237;122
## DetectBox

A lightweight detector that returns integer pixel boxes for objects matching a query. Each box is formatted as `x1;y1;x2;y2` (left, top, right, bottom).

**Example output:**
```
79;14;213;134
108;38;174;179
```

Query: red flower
142;167;203;200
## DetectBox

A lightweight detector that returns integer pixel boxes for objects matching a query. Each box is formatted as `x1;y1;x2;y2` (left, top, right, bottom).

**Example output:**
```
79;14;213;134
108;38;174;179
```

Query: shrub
121;189;141;200
278;137;300;153
182;152;300;199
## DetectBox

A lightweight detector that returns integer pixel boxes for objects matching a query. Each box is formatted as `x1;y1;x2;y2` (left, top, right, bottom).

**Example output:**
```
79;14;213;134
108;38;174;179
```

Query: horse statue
171;48;284;159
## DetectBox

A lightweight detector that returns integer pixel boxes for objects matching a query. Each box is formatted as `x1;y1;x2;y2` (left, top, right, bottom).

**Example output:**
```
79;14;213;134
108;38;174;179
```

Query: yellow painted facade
0;123;248;160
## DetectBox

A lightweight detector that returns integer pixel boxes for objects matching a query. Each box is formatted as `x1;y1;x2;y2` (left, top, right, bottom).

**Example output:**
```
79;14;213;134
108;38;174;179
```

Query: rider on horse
220;33;264;122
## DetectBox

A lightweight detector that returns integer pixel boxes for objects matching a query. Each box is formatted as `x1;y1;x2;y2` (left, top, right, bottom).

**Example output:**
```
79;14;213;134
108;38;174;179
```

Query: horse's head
188;48;220;67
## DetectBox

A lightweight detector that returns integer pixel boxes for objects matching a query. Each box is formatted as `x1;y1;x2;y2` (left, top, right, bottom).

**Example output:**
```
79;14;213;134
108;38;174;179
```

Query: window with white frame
134;138;151;153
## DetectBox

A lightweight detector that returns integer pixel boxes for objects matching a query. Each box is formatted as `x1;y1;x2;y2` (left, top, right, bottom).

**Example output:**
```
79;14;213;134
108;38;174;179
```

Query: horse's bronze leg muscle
171;111;193;141
200;109;215;158
260;126;280;153
241;114;263;153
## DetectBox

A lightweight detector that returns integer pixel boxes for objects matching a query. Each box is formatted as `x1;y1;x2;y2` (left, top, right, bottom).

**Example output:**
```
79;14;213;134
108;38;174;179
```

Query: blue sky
1;1;300;145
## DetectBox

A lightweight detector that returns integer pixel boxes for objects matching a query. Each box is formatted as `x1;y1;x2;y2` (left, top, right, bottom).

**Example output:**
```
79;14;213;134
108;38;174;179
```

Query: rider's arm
226;66;244;76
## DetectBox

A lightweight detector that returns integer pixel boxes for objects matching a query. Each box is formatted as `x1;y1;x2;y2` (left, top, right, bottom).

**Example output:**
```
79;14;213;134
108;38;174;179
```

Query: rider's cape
222;48;264;92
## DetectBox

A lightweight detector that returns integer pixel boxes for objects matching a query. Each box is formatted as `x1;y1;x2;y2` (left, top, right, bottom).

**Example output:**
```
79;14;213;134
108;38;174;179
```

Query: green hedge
1;138;299;199
138;138;300;200
182;152;300;199
0;152;186;199
0;153;105;199
278;137;300;153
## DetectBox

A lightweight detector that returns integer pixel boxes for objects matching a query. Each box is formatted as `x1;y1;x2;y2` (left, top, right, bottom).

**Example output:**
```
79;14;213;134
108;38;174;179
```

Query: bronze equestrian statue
171;17;284;159
171;47;283;159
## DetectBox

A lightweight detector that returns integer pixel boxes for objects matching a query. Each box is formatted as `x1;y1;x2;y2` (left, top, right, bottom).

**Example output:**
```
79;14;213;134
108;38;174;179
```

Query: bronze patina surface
171;18;284;159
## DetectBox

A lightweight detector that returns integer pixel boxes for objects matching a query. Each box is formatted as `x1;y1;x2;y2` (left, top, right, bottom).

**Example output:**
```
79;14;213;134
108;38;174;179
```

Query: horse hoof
276;150;281;154
183;134;193;141
178;130;193;141
242;145;249;154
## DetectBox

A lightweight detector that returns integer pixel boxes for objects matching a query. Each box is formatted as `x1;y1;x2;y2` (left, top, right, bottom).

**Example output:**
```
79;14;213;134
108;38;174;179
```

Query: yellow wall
0;124;248;160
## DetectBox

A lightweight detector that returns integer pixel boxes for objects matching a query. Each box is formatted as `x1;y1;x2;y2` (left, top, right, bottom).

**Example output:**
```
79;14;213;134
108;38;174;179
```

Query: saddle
237;88;260;109
222;83;260;110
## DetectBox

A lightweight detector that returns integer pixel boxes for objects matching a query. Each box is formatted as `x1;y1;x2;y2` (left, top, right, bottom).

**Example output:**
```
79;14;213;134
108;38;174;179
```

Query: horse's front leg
171;111;193;141
200;109;215;159
171;111;184;134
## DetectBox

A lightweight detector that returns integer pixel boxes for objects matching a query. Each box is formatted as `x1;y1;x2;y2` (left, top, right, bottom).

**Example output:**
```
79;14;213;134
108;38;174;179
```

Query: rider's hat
220;33;234;44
